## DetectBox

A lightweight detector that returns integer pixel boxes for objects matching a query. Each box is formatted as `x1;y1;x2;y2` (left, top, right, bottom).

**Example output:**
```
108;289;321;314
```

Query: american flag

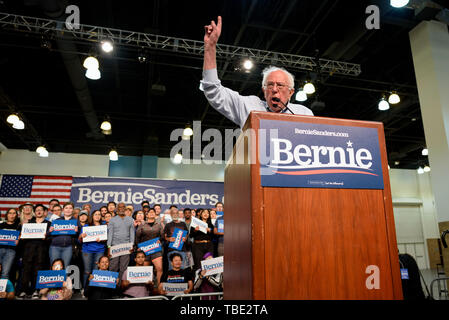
0;175;73;219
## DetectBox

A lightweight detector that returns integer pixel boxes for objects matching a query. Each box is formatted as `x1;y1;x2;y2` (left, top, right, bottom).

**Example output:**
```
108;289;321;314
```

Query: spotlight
243;59;253;71
303;82;315;94
422;148;428;156
183;125;193;137
6;114;20;125
12;120;25;130
36;146;46;154
295;88;307;102
138;50;149;63
83;56;99;70
39;149;49;157
85;68;101;80
101;40;113;53
390;0;409;8
417;166;424;174
378;97;390;111
388;92;400;104
100;120;112;131
172;153;183;164
394;161;400;165
109;150;118;161
424;166;431;172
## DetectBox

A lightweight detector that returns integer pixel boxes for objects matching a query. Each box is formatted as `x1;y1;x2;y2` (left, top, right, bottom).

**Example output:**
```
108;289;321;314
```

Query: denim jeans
0;247;16;279
49;245;73;268
81;251;104;288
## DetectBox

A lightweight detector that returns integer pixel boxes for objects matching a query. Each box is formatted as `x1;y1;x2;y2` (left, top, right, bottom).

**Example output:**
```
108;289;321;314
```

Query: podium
223;111;403;300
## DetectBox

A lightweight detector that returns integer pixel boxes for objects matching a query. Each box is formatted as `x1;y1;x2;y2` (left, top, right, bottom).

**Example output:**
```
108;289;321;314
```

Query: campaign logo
51;219;77;235
0;230;20;246
36;270;66;289
259;120;384;189
89;270;119;289
168;228;187;250
138;238;162;256
201;256;224;276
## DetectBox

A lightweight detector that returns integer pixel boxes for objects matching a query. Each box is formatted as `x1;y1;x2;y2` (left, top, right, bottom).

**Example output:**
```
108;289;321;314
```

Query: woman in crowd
39;258;73;300
99;206;108;220
48;202;79;268
189;208;215;271
210;209;217;226
133;211;145;229
0;208;20;279
135;208;164;286
85;255;119;300
121;250;154;298
158;253;193;295
193;252;223;300
79;210;107;289
19;203;34;224
77;210;89;228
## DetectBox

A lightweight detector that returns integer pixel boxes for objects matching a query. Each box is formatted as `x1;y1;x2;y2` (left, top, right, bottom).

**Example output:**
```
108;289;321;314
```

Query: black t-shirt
160;268;193;284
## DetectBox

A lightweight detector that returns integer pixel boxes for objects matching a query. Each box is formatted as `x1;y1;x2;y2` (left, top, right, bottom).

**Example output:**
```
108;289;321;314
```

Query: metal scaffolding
0;12;362;76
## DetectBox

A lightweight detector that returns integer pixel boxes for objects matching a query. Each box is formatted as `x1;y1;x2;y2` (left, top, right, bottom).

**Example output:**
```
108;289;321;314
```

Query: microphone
272;97;294;114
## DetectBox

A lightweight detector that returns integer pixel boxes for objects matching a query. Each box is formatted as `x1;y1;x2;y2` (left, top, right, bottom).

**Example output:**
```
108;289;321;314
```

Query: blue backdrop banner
70;177;224;210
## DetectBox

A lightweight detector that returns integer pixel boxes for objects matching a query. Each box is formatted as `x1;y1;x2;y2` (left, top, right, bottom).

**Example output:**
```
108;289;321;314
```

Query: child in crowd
39;259;73;300
85;255;119;300
121;251;154;298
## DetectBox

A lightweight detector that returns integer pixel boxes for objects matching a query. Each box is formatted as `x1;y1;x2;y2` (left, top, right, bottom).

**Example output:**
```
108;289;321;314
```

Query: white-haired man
201;16;314;128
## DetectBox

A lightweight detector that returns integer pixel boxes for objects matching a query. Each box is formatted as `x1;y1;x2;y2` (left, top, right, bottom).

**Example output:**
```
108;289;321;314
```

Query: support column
410;20;449;274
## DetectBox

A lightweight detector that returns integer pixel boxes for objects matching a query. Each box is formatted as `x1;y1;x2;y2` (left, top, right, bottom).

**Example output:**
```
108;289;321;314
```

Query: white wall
0;149;110;176
157;157;225;181
389;168;440;269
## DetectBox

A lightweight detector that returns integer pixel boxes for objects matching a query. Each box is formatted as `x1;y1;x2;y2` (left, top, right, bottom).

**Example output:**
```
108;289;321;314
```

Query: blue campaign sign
70;177;224;211
216;211;224;217
89;270;119;289
216;217;224;233
138;238;162;256
168;228;187;250
36;270;66;289
51;219;77;235
259;119;384;189
0;229;20;246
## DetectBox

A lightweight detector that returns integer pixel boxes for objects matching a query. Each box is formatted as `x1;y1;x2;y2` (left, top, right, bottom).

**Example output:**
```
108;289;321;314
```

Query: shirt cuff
202;68;219;83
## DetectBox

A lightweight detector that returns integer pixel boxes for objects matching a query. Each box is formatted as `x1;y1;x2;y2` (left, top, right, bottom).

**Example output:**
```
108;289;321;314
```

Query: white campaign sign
20;223;47;239
162;282;188;296
83;225;107;242
191;217;208;234
0;279;8;292
201;256;224;276
127;266;153;283
110;243;133;259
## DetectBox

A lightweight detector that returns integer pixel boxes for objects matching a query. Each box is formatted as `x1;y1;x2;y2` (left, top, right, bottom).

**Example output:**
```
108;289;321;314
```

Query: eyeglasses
264;82;290;90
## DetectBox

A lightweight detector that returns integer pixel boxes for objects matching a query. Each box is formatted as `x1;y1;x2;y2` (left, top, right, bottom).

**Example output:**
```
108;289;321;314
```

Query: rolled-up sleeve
200;68;251;128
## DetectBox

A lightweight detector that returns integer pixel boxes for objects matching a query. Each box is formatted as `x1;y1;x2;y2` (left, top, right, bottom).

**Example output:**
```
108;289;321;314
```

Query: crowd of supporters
0;199;224;300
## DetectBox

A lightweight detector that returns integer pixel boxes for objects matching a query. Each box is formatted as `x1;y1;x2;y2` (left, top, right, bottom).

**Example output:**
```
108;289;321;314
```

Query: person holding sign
190;209;215;271
193;252;223;300
121;251;154;298
107;202;135;285
85;255;119;300
79;210;107;289
48;202;79;268
214;215;224;257
158;253;193;295
163;206;189;271
136;208;164;286
0;208;20;279
39;259;73;300
19;204;51;300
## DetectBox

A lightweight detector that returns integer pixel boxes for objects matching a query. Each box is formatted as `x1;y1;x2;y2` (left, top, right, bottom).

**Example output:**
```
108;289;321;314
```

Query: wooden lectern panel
224;112;403;300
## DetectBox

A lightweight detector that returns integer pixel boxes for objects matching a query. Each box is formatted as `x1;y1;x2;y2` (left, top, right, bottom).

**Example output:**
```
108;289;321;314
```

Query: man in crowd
73;207;81;220
48;199;60;214
47;204;62;222
107;202;135;285
154;204;162;223
82;204;92;215
163;205;189;271
201;16;313;128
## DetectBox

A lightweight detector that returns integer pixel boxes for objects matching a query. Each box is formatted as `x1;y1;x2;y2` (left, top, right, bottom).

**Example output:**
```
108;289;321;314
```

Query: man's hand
204;16;222;48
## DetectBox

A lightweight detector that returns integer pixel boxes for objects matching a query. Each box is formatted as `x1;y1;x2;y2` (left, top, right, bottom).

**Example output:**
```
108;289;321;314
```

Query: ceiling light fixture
378;97;390;111
295;88;307;102
303;81;315;94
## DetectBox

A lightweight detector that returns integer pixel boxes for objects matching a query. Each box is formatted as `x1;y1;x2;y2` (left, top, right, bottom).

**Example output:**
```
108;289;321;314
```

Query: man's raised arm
203;16;222;70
